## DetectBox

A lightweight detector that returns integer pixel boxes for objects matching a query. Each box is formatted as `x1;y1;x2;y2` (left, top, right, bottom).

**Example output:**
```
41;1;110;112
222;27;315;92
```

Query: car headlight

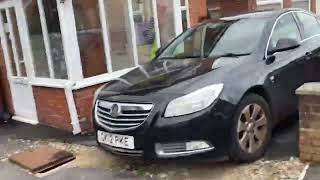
164;84;224;117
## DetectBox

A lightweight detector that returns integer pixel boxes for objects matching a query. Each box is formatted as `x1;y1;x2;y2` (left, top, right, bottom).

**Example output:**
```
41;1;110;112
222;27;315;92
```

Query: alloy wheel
237;103;268;154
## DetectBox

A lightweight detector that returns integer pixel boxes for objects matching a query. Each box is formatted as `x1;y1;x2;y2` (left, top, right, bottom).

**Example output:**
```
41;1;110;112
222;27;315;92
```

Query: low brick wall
73;84;104;133
297;83;320;162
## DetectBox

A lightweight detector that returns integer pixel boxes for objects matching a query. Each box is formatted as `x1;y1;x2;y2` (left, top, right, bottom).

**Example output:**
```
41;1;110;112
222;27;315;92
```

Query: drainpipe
64;81;81;134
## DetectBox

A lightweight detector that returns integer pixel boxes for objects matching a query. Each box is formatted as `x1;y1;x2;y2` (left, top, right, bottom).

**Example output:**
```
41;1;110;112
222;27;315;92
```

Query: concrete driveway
0;119;303;180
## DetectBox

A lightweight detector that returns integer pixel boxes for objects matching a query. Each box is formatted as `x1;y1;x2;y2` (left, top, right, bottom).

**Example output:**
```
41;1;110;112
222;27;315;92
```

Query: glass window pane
157;0;176;46
5;32;18;76
24;0;50;78
9;8;27;77
180;0;186;7
73;0;107;78
292;0;309;11
132;0;156;64
268;14;301;51
182;10;188;32
42;0;68;79
105;0;135;71
296;13;320;38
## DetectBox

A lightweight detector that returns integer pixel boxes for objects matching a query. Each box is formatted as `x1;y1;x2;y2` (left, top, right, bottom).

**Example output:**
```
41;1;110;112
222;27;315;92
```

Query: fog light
155;141;214;158
186;141;210;151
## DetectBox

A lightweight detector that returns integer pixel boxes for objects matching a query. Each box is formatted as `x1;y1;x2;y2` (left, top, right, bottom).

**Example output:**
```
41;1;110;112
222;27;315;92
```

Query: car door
266;13;306;120
294;12;320;82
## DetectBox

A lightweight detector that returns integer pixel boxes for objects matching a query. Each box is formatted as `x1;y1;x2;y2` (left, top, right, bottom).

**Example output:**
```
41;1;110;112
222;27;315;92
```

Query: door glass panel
73;0;107;78
1;10;17;76
132;0;156;64
9;8;27;77
24;0;50;78
42;0;68;79
156;0;176;46
105;0;135;71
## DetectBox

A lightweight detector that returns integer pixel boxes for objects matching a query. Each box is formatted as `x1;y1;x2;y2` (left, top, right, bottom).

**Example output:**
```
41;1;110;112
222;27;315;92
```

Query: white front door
0;3;38;124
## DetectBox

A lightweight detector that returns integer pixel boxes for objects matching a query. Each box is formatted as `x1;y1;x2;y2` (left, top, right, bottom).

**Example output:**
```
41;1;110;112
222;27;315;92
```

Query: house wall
189;0;208;26
73;84;103;133
0;48;14;115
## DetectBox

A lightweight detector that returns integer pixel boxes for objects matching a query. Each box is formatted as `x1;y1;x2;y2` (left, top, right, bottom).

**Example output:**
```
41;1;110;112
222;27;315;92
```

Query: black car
93;9;320;162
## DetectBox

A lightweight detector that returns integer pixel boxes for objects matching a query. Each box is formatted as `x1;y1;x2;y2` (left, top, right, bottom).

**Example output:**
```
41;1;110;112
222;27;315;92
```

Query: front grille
95;100;153;131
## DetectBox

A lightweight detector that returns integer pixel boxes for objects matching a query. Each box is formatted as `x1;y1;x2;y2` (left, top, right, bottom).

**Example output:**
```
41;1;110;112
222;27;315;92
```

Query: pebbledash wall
0;0;319;135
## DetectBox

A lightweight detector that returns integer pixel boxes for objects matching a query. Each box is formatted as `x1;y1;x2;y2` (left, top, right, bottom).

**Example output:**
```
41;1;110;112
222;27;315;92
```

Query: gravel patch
2;139;306;180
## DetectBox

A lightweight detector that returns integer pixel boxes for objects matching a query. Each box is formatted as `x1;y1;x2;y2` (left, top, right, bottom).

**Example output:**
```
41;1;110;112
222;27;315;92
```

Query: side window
296;13;320;39
268;14;301;51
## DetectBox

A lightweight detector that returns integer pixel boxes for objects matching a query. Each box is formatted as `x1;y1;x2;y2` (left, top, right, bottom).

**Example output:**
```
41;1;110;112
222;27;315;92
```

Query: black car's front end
93;92;237;159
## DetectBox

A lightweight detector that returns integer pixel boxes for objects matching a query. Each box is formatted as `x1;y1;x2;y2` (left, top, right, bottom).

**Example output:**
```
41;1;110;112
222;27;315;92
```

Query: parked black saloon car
93;9;320;161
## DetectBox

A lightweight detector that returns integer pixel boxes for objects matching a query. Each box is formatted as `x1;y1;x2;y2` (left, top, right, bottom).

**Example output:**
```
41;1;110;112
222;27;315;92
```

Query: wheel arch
243;85;277;124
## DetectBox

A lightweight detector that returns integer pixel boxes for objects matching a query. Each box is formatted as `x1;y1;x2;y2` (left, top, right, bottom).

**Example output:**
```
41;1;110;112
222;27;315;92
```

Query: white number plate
97;130;135;150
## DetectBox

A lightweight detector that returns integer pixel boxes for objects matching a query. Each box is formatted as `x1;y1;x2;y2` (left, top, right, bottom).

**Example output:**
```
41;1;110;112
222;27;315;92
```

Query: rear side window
296;13;320;38
268;14;301;51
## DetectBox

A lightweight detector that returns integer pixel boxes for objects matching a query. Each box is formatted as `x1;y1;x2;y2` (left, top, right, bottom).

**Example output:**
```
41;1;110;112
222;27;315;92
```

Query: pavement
0;119;303;180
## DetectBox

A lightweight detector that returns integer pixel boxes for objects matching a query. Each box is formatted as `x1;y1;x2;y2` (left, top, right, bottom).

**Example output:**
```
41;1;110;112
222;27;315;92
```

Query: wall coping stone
296;82;320;96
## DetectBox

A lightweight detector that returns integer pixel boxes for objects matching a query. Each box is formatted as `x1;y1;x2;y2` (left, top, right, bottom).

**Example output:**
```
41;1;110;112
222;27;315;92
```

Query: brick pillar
220;0;253;17
296;83;320;162
283;0;292;8
188;0;208;26
311;0;316;13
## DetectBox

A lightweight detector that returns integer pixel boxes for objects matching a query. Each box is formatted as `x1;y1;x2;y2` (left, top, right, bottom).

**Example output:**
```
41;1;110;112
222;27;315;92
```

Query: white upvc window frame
256;0;284;8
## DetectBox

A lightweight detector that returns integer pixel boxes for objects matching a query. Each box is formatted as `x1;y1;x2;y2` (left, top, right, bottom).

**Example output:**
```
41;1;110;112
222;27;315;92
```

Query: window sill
72;67;135;90
29;78;70;89
29;67;135;89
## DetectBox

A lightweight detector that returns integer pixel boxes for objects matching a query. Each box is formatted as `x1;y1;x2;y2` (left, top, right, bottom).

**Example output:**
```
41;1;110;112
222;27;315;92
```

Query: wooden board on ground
9;145;75;173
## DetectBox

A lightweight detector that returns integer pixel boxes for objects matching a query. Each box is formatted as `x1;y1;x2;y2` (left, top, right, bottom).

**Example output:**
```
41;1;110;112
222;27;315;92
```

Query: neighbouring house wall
33;87;72;131
0;48;14;115
73;84;104;133
220;0;256;17
189;0;208;26
283;0;293;8
296;83;320;162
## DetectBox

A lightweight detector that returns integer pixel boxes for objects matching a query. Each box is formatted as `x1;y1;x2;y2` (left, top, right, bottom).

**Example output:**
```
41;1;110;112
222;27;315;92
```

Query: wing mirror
268;38;300;55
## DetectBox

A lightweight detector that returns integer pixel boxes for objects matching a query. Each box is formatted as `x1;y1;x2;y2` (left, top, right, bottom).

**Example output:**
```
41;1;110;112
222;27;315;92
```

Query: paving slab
304;164;320;180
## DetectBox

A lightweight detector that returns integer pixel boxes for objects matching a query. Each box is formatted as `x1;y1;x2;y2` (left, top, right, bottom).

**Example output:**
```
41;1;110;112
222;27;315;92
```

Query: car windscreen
157;18;268;60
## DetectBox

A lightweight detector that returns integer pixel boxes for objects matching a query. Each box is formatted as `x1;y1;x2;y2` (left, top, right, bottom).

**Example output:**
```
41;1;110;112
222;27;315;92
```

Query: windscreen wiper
213;53;251;58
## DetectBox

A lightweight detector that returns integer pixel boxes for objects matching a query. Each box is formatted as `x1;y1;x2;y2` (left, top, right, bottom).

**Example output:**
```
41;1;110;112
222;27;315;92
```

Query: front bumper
94;99;236;159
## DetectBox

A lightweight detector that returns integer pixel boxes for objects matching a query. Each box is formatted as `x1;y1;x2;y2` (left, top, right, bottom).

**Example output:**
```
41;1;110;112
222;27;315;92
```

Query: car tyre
229;93;272;162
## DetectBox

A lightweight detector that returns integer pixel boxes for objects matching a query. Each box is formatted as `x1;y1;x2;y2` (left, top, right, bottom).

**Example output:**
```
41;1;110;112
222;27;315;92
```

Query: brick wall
220;0;255;17
189;0;208;26
283;0;292;8
33;87;72;131
311;0;316;13
0;48;14;115
297;83;320;162
73;84;104;133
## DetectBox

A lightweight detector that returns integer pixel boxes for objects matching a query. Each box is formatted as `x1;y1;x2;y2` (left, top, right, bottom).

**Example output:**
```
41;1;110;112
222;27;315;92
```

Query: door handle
305;52;312;60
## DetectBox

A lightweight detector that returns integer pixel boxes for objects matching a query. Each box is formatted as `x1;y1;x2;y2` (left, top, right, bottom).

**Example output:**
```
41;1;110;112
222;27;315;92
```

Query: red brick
73;84;105;133
33;87;72;132
189;0;208;26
